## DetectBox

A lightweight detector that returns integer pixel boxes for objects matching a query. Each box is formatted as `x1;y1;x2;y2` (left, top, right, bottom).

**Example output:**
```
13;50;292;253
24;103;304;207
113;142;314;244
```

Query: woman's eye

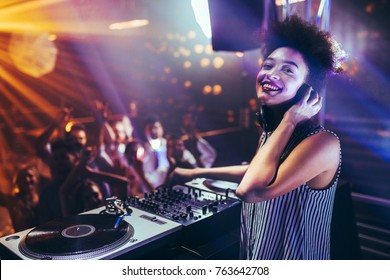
262;64;272;70
283;67;294;74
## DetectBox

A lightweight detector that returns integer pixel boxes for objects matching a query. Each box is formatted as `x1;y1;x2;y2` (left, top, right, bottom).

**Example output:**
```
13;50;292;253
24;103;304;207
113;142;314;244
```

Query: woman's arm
86;167;130;190
236;130;340;202
59;156;89;216
172;164;249;184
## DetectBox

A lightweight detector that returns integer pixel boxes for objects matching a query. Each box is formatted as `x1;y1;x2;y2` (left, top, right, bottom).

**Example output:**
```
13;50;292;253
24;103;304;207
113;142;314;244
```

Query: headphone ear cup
294;83;311;103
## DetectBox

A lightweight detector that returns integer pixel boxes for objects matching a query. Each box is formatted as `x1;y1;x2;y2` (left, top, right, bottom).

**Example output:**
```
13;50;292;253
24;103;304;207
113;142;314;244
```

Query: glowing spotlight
183;61;192;69
48;34;57;41
65;121;75;133
184;80;192;88
213;84;222;95
109;19;149;30
236;52;244;58
275;0;305;5
191;0;211;39
8;31;58;78
188;31;196;39
213;57;224;69
200;58;210;68
205;44;213;54
179;47;191;57
194;44;204;54
203;85;212;95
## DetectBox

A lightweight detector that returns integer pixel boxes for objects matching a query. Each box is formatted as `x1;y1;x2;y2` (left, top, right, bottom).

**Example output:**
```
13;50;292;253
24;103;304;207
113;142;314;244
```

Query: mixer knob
172;214;179;220
186;205;192;212
202;205;207;215
189;211;194;219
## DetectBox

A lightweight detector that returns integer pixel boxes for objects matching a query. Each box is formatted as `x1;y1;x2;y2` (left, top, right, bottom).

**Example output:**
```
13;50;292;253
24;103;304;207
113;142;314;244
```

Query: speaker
208;0;277;52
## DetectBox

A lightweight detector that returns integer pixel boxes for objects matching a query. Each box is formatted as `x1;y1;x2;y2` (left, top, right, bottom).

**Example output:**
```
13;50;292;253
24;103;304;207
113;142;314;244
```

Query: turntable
185;178;239;199
0;206;182;260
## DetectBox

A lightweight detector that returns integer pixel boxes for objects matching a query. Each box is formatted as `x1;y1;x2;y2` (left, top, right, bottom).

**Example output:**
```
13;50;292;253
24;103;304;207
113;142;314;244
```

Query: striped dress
240;123;341;260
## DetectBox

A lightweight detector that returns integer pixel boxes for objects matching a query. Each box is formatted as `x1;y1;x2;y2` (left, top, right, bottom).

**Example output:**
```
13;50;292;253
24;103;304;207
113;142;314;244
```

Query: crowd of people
0;102;217;234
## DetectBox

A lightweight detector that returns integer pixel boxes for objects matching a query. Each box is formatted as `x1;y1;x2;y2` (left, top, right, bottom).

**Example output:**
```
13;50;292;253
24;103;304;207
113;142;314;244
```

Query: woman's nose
267;69;280;80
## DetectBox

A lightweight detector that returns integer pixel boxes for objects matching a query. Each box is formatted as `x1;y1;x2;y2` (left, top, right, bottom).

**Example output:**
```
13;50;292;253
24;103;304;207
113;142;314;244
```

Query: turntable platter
19;214;134;260
203;179;238;192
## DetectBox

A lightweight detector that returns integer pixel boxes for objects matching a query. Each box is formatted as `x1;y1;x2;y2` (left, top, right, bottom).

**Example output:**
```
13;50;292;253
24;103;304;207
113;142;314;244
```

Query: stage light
191;0;212;39
184;80;192;88
200;58;210;68
212;57;224;69
213;84;222;95
8;31;58;78
275;0;305;6
109;19;149;30
203;85;212;95
183;61;192;69
194;44;204;54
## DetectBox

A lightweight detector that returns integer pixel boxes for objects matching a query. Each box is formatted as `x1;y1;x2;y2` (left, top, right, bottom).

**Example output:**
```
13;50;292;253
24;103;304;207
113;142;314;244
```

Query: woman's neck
259;101;320;133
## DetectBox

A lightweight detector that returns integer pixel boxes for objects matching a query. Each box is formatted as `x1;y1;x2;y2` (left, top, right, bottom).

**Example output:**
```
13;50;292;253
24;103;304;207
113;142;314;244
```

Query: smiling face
70;128;87;146
256;47;309;106
146;121;164;140
16;167;39;194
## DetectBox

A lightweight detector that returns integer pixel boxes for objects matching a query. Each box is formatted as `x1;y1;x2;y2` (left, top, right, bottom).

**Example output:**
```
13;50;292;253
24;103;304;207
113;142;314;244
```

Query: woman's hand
166;167;196;186
285;86;322;125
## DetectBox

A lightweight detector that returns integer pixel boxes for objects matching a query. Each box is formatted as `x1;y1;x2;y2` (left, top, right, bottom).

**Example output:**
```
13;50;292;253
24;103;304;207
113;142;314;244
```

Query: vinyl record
19;214;134;260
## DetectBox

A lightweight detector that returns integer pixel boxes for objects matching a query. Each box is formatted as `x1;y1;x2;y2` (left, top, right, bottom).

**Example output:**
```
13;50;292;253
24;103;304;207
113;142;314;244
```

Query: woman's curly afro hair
263;15;339;90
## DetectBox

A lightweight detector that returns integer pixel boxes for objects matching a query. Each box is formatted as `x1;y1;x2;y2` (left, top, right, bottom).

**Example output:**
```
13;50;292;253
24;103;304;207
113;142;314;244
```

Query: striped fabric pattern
240;125;341;260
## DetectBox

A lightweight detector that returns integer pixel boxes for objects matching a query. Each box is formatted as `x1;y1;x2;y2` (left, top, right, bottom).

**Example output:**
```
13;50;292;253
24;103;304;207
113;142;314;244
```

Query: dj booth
0;179;241;260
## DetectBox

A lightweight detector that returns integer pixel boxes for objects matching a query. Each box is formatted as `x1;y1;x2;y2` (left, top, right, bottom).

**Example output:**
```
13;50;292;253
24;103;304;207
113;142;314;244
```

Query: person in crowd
169;15;345;260
39;138;129;222
97;115;135;175
35;107;88;178
0;165;41;232
142;115;170;188
180;111;217;168
123;139;155;197
166;133;198;169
